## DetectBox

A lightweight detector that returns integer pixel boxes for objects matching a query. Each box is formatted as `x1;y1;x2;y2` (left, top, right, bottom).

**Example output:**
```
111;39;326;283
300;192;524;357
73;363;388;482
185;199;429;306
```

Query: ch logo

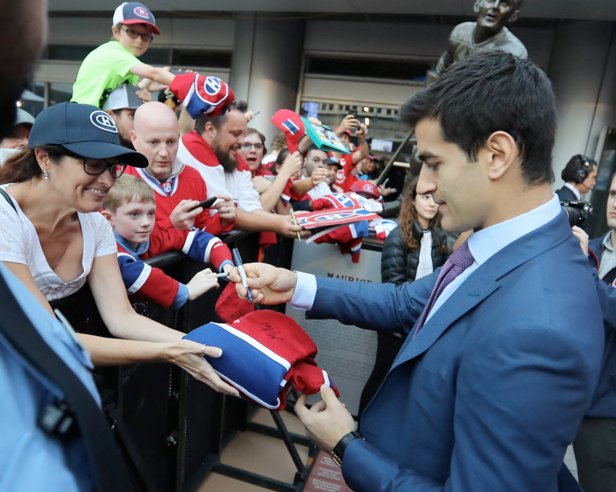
133;6;151;19
204;76;221;96
90;111;118;133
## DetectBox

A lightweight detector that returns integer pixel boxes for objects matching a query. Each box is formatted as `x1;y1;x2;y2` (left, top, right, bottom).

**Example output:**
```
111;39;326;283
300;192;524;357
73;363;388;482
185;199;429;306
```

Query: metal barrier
50;231;268;492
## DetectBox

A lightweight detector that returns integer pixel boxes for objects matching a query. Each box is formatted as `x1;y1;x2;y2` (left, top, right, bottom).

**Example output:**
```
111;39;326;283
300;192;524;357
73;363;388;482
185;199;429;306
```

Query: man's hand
276;214;310;239
311;167;329;187
279;151;303;179
170;199;202;230
295;385;357;453
211;194;236;224
228;262;298;305
572;225;589;256
186;268;219;300
334;114;360;136
135;88;153;103
377;184;397;197
355;123;368;141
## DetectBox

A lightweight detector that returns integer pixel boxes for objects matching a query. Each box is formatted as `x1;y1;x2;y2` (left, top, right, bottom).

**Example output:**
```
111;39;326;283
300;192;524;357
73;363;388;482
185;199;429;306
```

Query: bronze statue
433;0;527;78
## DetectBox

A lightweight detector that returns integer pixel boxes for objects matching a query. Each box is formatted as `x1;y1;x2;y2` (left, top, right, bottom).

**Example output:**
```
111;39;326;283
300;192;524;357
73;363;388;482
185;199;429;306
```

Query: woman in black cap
0;102;237;396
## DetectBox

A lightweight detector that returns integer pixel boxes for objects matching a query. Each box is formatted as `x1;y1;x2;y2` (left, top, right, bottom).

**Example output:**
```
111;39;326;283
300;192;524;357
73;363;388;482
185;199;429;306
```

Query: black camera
561;200;593;227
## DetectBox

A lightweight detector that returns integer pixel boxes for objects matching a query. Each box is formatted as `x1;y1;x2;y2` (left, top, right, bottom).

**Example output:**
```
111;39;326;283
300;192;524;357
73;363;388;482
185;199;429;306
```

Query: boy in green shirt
71;2;171;107
72;2;234;119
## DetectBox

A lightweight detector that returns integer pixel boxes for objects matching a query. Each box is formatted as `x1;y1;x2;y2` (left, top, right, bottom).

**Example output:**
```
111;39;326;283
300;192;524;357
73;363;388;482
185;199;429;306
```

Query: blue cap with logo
28;102;148;168
113;2;160;35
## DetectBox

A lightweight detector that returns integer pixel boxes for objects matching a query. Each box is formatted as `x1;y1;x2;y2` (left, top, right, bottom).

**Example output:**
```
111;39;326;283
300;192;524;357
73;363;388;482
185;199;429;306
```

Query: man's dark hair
561;154;597;183
194;103;240;134
194;111;227;134
0;2;45;138
400;51;555;185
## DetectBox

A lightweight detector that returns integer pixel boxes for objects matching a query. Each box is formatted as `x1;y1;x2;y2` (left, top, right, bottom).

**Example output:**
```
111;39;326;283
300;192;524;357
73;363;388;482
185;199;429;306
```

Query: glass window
20;83;46;117
171;49;231;68
48;44;97;61
49;83;73;106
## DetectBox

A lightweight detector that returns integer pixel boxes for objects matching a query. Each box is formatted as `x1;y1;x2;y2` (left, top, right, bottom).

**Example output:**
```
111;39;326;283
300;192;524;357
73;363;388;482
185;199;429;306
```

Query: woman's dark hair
0;145;79;184
398;175;447;253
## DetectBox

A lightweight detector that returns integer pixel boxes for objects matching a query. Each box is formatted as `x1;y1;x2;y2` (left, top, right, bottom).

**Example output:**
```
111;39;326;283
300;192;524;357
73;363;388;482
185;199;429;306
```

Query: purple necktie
414;241;475;334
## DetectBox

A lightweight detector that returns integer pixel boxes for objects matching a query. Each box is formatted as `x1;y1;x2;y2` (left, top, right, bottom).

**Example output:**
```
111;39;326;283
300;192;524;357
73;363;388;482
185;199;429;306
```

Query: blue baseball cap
28;102;148;168
113;2;160;35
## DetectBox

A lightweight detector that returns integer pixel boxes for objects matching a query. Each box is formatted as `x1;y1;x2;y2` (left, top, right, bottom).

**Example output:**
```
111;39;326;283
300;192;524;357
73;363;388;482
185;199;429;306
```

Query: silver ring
202;344;207;356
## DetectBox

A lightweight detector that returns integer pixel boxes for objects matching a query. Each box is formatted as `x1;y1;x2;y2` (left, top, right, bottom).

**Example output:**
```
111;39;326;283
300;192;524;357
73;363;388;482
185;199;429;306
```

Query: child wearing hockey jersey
102;175;234;308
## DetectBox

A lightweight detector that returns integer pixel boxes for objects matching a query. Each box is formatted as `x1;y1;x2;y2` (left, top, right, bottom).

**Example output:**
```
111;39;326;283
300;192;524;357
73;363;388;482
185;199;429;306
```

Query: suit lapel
391;212;572;369
392;273;499;367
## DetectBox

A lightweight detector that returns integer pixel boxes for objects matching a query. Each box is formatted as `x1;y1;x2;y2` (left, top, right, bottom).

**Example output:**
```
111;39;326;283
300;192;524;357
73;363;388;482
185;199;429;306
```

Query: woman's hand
165;340;240;396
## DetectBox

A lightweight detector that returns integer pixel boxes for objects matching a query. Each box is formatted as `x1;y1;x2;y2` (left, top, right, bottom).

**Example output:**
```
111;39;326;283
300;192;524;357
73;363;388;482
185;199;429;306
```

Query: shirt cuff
173;283;189;309
289;271;317;310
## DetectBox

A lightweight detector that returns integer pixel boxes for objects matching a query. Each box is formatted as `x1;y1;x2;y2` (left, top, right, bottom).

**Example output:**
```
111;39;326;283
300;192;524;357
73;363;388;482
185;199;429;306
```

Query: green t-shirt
71;40;141;108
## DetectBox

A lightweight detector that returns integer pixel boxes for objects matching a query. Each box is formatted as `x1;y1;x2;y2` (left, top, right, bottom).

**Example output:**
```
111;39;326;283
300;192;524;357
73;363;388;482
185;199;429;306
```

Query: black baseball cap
28;102;147;168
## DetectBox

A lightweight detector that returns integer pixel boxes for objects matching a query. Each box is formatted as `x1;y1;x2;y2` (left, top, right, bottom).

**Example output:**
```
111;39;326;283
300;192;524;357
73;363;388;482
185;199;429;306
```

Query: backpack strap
0;186;17;213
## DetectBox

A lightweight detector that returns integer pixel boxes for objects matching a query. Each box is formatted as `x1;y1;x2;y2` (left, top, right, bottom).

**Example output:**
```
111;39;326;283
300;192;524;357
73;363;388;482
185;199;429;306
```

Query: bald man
126;101;236;235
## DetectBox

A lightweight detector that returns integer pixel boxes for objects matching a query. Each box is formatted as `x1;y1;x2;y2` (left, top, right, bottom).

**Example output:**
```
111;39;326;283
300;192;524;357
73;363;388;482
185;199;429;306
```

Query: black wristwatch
330;430;363;468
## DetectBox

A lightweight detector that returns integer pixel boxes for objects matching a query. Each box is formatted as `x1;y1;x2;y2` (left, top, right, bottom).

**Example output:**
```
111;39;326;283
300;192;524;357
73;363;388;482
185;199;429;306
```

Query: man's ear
507;10;520;23
204;121;218;140
484;131;519;181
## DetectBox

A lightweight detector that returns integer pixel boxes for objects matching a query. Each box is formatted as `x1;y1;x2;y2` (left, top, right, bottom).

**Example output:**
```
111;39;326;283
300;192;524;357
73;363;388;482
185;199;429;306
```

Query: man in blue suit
230;52;604;491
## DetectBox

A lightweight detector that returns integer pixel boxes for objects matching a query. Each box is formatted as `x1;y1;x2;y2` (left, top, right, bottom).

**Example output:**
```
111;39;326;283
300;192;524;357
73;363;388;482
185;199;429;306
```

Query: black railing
50;231;278;491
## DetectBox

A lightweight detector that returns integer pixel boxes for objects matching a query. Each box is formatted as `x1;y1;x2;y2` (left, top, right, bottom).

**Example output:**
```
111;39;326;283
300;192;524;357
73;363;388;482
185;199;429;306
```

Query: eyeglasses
81;158;127;179
241;143;264;151
121;26;154;42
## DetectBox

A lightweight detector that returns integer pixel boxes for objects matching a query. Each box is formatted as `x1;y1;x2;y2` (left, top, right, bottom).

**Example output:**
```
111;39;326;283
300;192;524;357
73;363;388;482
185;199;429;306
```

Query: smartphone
188;196;217;212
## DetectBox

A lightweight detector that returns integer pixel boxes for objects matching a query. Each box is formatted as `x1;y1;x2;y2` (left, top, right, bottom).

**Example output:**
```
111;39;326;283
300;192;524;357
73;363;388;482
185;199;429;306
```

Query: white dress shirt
290;196;562;322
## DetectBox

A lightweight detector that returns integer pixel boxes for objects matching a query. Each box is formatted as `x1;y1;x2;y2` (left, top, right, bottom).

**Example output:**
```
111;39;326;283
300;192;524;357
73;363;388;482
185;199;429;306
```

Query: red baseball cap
271;109;305;153
351;180;381;199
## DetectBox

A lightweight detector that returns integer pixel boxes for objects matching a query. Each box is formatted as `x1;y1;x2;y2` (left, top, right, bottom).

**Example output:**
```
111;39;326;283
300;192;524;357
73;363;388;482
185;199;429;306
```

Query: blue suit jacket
309;212;604;491
555;186;578;202
586;235;616;418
